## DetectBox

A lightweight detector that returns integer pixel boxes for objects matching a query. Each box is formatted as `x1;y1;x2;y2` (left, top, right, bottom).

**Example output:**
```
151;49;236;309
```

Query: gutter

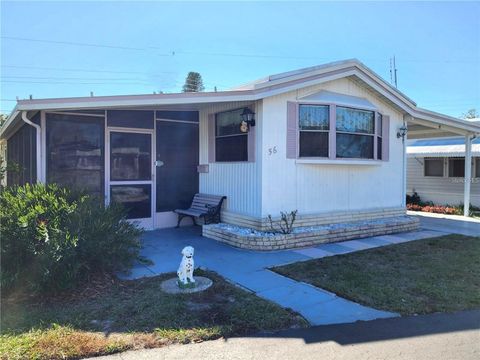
21;111;42;183
0;108;19;139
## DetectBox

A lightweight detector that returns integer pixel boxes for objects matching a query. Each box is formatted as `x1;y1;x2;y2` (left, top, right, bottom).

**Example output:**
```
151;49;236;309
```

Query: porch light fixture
240;108;255;133
397;124;408;139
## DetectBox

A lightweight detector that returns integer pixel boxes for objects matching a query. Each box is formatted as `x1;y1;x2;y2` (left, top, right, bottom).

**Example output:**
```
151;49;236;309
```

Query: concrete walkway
123;225;448;326
88;310;480;360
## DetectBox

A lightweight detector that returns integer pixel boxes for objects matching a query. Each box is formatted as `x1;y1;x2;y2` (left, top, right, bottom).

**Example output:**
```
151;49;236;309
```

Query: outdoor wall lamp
240;108;255;133
397;124;408;139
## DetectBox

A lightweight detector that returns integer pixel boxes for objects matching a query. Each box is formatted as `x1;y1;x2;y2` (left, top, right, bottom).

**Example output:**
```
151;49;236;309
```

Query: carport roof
407;137;480;157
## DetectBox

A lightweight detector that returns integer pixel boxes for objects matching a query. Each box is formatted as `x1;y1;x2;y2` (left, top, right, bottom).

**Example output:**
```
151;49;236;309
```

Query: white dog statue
177;246;195;286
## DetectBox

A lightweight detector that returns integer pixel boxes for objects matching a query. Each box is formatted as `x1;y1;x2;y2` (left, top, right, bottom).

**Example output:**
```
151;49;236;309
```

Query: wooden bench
175;193;226;227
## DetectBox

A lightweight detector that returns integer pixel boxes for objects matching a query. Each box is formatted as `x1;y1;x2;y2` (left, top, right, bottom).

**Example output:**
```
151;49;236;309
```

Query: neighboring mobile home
407;133;480;207
1;60;479;246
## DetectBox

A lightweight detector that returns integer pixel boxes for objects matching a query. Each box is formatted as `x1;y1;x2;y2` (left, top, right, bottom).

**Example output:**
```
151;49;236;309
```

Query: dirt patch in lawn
0;270;307;360
272;235;480;316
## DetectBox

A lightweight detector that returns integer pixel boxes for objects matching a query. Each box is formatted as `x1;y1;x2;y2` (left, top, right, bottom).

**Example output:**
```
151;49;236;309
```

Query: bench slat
194;194;225;201
175;209;205;216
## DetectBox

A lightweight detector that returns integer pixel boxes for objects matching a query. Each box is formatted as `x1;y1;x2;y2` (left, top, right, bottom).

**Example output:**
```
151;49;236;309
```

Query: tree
461;108;479;119
0;114;10;186
182;72;205;92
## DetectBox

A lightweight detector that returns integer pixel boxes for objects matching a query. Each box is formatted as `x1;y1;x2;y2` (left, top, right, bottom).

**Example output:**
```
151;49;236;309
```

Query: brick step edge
203;216;420;251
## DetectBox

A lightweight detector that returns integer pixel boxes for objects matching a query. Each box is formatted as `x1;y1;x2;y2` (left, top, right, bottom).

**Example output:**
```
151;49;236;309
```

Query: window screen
46;113;104;198
336;133;374;159
336;106;375;159
298;105;329;157
448;158;465;177
215;109;248;162
107;110;154;129
424;158;444;177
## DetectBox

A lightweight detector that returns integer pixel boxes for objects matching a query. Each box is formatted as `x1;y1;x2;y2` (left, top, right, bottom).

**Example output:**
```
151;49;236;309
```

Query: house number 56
268;146;277;155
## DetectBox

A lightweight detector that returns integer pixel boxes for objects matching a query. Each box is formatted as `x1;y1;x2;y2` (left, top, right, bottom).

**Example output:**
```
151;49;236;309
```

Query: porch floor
122;222;449;326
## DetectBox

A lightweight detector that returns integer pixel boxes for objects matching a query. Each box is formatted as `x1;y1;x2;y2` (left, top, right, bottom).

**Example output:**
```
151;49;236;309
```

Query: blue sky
1;1;479;118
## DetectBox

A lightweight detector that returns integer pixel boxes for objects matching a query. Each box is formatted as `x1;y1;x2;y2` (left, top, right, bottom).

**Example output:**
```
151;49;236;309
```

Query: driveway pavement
410;211;480;237
122;223;448;326
88;310;480;360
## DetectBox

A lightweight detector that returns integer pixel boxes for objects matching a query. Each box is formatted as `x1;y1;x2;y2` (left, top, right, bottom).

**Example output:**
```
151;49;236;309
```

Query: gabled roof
231;59;417;106
2;59;480;139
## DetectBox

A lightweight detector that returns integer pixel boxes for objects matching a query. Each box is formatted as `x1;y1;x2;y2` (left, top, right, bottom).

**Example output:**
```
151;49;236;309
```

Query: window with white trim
336;106;375;159
294;103;385;160
424;158;444;177
299;104;329;157
476;158;480;178
448;158;465;178
215;108;247;162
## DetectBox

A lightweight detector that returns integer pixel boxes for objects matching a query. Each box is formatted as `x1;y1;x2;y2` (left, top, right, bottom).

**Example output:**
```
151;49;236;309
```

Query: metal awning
407;137;480;157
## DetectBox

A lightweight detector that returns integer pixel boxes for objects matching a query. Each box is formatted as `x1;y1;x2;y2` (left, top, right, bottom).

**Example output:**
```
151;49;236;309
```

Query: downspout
21;111;42;183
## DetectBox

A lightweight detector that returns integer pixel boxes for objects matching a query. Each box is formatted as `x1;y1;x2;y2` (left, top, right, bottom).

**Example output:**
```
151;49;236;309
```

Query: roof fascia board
353;72;414;114
16;93;257;111
250;68;358;100
11;67;357;111
354;63;417;106
0;109;19;139
410;108;480;134
253;62;351;90
407;117;468;135
353;72;480;134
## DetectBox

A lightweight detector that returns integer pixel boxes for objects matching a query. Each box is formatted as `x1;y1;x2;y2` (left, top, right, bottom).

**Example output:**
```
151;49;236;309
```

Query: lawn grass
0;270;307;360
272;235;480;316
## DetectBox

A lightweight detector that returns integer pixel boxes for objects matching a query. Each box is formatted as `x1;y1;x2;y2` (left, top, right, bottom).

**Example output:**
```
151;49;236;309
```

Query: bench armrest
205;203;220;215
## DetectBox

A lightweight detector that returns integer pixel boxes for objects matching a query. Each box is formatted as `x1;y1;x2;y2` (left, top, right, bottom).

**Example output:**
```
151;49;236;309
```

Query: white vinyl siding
407;156;480;207
199;101;261;217
261;77;403;216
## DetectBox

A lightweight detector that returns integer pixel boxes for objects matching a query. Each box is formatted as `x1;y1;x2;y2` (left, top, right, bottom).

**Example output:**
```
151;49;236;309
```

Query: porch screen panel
110;132;151;181
111;184;151;219
6;121;37;186
107;110;154;129
156;120;199;212
46;113;104;197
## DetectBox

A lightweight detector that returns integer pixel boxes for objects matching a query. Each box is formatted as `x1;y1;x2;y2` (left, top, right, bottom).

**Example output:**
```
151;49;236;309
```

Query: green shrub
0;183;145;294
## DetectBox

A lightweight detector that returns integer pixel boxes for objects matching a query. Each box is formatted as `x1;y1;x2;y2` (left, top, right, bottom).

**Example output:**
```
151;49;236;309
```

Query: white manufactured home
407;135;480;207
1;60;479;248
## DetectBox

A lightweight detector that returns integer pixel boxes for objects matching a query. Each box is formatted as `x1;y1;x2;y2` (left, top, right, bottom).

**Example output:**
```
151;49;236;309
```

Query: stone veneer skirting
203;215;420;251
221;207;408;231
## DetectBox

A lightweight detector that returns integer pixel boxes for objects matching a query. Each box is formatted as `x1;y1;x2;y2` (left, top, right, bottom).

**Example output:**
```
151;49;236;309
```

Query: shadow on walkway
253;310;480;345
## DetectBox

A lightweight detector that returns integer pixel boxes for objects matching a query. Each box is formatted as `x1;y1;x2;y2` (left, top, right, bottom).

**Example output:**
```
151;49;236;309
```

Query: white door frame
106;127;156;229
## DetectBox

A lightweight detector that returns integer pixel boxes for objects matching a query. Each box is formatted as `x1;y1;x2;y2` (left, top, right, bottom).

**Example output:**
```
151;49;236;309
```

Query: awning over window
298;90;377;111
